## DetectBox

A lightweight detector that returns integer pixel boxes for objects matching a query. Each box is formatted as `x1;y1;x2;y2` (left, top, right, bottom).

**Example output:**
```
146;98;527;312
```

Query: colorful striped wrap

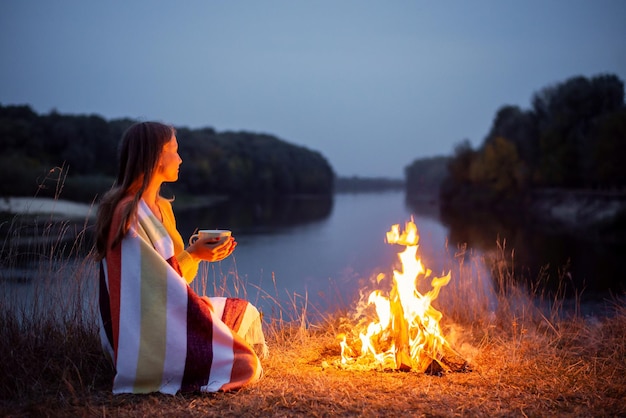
99;199;263;394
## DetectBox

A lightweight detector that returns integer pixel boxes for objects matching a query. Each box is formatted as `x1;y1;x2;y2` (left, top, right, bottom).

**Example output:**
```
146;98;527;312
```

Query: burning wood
338;220;470;374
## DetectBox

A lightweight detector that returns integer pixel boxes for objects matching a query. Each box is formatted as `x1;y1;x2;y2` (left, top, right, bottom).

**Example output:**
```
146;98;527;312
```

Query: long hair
94;121;175;261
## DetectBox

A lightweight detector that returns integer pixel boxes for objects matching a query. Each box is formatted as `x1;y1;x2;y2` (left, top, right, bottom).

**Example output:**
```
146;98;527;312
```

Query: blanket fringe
244;315;269;359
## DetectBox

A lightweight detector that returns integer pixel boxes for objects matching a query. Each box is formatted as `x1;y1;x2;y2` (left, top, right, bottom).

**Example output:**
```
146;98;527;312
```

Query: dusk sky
1;1;625;178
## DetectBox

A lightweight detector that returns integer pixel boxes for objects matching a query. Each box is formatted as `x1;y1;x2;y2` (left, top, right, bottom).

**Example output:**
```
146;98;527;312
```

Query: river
175;191;624;318
2;191;624;320
175;191;464;316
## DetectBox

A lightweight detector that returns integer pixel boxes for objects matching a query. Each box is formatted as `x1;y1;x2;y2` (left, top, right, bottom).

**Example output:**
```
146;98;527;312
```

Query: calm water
3;191;624;318
176;191;456;315
175;191;625;316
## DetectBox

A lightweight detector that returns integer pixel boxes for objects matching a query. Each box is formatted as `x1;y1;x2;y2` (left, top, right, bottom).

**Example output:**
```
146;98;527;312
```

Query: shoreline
0;196;97;220
0;195;230;221
529;188;626;230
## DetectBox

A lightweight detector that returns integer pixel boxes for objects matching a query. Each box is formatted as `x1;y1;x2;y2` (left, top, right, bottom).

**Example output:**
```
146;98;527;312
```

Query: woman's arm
158;198;237;283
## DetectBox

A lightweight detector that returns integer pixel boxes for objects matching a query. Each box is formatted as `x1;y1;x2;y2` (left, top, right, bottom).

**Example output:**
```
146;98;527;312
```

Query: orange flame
339;219;452;372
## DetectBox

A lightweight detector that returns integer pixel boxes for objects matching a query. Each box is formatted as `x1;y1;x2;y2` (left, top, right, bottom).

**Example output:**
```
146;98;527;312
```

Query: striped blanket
99;199;263;394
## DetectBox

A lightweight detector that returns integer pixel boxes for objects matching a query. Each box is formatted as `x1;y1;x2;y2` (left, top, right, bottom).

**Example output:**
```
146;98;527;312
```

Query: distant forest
405;73;626;210
4;72;624;208
0;105;335;202
335;176;404;193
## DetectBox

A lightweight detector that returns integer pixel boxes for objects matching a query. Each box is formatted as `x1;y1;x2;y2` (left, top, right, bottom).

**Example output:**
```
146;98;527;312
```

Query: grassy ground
1;214;625;417
1;297;625;417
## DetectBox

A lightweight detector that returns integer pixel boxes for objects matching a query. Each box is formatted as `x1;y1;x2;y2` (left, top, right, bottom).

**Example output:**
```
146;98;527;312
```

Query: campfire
338;219;469;375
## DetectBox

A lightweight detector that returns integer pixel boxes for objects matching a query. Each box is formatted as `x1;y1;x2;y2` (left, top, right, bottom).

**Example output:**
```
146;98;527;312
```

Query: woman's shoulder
116;195;136;212
156;196;174;212
156;196;176;222
109;195;137;223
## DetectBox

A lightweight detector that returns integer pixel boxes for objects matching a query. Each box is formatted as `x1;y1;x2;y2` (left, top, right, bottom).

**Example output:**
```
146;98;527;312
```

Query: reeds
0;200;113;411
1;201;625;417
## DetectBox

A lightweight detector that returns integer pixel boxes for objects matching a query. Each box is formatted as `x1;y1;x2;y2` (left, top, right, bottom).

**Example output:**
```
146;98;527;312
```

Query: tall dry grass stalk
194;257;321;347
1;170;111;407
0;204;112;407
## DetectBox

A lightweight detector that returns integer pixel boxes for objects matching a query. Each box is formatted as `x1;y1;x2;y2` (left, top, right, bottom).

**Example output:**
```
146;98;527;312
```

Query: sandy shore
0;197;97;220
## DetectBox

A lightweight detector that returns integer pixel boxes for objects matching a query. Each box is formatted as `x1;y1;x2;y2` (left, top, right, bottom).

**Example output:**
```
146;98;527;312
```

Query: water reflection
5;192;622;320
174;192;472;317
433;203;626;299
174;195;334;237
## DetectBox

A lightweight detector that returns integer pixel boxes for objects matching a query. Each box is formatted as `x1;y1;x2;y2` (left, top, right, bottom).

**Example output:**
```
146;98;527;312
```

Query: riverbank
439;187;626;239
529;189;626;233
0;196;97;220
8;189;624;228
1;293;624;416
0;195;227;269
0;195;230;220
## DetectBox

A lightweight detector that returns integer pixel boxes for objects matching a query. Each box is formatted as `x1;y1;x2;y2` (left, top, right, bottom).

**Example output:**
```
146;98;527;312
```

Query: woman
94;121;266;394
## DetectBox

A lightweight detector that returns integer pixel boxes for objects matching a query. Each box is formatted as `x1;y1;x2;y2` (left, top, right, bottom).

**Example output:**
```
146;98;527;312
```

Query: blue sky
1;1;625;178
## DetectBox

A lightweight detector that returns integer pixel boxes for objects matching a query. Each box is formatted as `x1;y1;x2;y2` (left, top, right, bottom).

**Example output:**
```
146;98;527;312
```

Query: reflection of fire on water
338;220;470;375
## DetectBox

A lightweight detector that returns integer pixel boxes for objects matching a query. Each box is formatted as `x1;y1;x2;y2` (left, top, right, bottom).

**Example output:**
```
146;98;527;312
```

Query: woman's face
156;135;183;183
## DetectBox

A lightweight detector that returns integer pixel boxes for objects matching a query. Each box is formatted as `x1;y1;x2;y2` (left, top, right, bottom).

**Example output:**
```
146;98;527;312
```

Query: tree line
405;73;626;210
0;105;335;202
334;176;404;193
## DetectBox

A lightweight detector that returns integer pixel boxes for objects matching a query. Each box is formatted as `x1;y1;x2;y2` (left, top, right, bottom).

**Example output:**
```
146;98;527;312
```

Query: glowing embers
338;220;469;374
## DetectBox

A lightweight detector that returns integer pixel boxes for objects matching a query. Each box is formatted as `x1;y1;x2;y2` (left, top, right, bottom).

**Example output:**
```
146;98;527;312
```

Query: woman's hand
187;236;237;262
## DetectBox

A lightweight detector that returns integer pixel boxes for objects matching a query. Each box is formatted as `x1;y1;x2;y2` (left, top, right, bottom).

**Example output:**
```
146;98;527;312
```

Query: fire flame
339;219;453;372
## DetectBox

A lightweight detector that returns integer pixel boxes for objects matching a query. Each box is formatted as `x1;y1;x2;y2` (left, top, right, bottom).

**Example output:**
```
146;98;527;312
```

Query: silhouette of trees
404;155;448;198
0;106;334;202
590;108;626;187
335;176;404;193
176;129;334;196
469;136;526;196
430;73;626;210
531;74;624;188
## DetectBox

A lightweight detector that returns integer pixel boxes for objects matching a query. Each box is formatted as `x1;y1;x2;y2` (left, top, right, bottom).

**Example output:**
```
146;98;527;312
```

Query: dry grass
1;211;625;417
2;301;625;417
